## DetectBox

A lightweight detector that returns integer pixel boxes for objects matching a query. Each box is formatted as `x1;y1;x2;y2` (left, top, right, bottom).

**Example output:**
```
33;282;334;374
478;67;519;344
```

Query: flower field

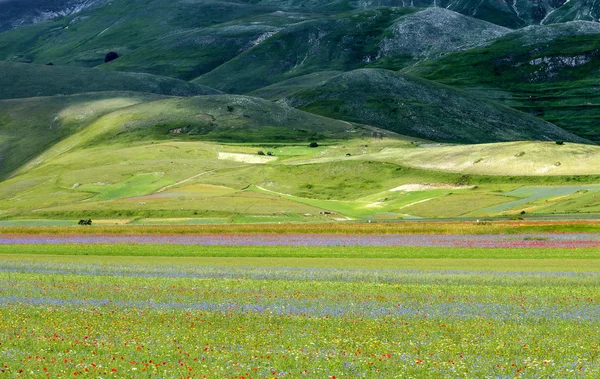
1;260;599;378
2;233;600;248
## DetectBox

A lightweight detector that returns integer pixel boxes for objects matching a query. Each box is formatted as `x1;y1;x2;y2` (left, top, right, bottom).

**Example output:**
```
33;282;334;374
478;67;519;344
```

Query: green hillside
248;71;343;100
194;8;417;93
99;22;284;81
543;0;600;24
0;0;274;67
406;21;600;142
0;61;220;99
366;141;600;176
0;91;167;179
281;69;588;144
41;95;396;150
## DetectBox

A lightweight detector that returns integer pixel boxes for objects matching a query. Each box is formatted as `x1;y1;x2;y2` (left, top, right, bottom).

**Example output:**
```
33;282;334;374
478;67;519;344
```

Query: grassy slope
0;61;220;99
406;22;600;143
194;7;519;93
99;13;317;80
281;68;588;144
0;0;275;67
365;141;600;176
247;71;343;100
25;95;395;149
194;8;418;93
0;91;168;179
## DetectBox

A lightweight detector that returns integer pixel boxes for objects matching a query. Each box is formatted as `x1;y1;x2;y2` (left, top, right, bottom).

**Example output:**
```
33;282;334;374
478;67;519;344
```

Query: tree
104;52;119;63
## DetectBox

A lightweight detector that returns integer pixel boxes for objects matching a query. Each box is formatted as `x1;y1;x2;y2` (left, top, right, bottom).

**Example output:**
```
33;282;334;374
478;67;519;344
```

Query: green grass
52;95;390;148
0;61;219;100
2;244;600;260
247;71;343;100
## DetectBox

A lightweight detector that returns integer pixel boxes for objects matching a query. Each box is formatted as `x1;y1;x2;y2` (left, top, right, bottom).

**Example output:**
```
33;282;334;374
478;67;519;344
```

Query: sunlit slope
0;91;168;179
0;141;332;221
281;69;587;144
0;61;220;99
29;95;397;154
9;94;396;180
406;21;600;143
366;141;600;176
3;136;600;221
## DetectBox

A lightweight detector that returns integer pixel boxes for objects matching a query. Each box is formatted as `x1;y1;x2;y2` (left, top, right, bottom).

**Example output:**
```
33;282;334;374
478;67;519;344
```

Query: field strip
156;170;215;193
2;244;600;259
1;254;600;272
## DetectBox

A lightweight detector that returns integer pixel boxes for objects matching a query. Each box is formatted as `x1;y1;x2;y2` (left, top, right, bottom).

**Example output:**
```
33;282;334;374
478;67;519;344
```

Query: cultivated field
1;224;599;378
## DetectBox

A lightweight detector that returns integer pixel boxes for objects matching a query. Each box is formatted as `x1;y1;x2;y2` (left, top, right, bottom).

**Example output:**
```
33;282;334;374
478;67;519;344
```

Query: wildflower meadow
1;256;599;378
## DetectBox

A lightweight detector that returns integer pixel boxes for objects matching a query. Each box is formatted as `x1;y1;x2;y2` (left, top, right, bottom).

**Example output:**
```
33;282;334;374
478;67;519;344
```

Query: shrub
309;142;319;148
257;151;265;156
556;140;564;145
104;52;119;63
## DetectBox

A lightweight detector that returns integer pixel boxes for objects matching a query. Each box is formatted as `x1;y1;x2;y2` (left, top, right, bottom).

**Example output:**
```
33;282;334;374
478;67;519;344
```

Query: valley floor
4;138;600;224
1;235;599;377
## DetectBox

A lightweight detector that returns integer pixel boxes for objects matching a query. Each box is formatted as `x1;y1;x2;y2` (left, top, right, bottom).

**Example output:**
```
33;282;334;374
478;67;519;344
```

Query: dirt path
156;170;216;193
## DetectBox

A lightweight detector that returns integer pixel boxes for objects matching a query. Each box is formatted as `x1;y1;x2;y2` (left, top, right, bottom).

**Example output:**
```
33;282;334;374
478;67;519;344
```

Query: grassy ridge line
1;245;600;259
3;221;600;235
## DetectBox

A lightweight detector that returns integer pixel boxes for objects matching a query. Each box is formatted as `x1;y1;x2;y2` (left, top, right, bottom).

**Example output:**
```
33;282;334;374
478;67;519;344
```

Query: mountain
0;0;107;32
377;8;510;60
0;0;275;67
194;7;513;93
281;68;589;144
193;8;416;93
406;21;600;142
0;61;220;99
543;0;600;24
236;0;572;28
